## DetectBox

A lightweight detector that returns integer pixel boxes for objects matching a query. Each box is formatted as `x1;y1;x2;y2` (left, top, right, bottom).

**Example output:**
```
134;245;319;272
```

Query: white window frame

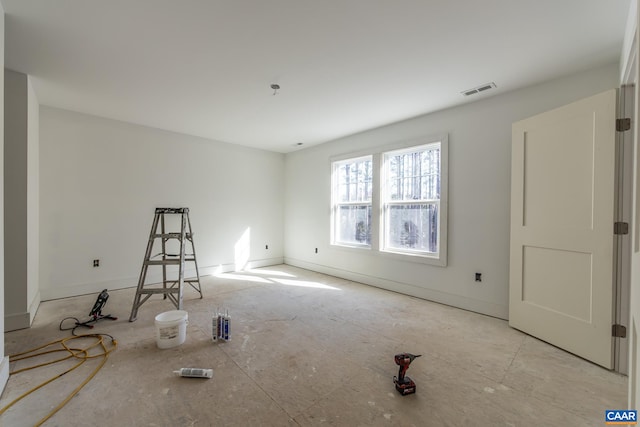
330;155;373;248
330;134;448;266
381;141;443;260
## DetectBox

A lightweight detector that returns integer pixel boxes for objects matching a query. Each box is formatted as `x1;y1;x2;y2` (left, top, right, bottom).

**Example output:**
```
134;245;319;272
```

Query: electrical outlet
265;244;269;250
315;248;318;254
475;272;482;282
93;259;100;267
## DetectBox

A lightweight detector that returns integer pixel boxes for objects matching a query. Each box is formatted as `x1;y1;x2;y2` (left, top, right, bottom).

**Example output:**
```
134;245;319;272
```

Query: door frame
615;84;635;375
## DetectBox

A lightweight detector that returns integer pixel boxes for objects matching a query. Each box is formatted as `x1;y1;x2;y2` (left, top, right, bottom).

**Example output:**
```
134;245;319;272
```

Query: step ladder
129;207;203;322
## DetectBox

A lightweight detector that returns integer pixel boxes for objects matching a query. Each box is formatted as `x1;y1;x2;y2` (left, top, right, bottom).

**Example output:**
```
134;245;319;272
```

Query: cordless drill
393;353;421;395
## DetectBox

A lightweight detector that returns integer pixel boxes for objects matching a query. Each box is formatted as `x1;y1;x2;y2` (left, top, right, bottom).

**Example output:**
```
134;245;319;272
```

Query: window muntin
332;156;372;246
383;143;441;256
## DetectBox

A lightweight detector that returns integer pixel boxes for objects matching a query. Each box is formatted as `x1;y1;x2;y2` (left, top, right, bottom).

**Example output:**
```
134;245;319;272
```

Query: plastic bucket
154;310;188;349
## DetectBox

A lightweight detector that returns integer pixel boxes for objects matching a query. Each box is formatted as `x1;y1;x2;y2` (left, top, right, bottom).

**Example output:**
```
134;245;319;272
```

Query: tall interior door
509;89;617;369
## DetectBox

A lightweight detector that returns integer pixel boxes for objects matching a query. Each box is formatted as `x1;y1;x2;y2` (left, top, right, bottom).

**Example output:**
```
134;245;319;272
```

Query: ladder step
145;258;196;265
135;288;180;294
152;233;194;239
154;254;196;258
145;260;180;266
155;207;189;214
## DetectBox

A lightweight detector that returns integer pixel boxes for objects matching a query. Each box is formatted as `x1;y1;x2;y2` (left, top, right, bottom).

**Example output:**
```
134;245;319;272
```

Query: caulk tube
223;309;230;341
216;307;223;340
173;368;213;378
212;311;218;342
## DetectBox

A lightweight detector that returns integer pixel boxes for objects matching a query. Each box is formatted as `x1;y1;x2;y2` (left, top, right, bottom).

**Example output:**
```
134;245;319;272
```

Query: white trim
4;312;30;332
0;357;10;398
39;257;284;301
330;155;373;247
28;290;40;324
329;134;448;266
4;290;40;331
285;257;507;319
622;35;637;85
621;0;638;84
329;133;448;164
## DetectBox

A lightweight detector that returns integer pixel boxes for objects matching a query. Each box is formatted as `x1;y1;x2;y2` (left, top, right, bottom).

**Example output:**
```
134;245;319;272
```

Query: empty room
0;1;639;426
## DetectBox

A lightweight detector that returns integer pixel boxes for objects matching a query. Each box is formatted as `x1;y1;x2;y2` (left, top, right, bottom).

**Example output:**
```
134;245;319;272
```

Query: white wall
4;69;40;331
39;107;284;300
284;63;620;319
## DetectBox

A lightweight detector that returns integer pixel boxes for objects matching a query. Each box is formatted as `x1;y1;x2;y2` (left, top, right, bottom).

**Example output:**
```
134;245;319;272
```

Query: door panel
510;89;616;369
522;246;592;321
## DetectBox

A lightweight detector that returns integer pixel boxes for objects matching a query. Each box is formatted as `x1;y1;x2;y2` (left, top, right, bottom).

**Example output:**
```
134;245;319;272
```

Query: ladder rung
145;258;196;265
152;233;193;239
146;260;181;265
155;207;189;214
156;254;196;259
159;279;200;287
135;288;180;294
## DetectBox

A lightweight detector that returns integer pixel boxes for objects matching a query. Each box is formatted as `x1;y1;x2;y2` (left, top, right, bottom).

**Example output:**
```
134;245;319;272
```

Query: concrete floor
0;265;627;426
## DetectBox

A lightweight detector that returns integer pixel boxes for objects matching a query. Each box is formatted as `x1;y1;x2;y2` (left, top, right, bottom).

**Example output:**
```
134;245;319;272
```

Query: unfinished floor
0;265;627;426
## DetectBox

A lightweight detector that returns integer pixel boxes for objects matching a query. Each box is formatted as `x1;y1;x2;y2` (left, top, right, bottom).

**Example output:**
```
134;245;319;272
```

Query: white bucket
155;310;188;349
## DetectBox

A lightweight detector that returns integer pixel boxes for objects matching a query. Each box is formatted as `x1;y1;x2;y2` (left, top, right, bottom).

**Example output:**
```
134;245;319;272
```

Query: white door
509;89;617;369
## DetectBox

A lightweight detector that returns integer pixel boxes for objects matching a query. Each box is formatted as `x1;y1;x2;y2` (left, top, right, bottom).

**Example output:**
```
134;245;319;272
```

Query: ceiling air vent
462;82;496;97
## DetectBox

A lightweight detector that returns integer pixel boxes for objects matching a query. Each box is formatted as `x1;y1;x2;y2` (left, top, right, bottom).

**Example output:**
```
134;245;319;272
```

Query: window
382;143;441;257
331;156;373;247
330;135;447;265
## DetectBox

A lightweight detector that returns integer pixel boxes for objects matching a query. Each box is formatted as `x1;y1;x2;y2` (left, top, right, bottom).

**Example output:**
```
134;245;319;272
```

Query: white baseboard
284;257;508;320
4;290;43;332
39;257;285;301
39;275;139;301
0;356;9;397
4;311;30;332
245;257;284;270
28;290;41;324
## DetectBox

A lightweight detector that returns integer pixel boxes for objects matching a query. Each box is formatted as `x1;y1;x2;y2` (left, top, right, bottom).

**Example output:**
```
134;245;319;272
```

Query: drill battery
394;376;417;395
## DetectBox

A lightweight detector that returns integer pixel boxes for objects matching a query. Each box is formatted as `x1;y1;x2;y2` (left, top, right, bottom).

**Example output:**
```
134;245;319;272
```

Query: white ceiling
1;0;632;153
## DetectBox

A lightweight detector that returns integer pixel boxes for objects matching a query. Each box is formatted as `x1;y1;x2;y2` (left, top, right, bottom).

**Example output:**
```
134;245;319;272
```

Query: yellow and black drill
393;353;421;395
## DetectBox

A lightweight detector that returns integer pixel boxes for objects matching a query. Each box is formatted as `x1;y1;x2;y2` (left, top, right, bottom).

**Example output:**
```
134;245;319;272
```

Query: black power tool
78;289;117;329
59;289;118;335
393;353;421;395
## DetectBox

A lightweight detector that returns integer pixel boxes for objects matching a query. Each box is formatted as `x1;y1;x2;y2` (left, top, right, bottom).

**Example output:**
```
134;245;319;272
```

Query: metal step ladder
129;207;203;321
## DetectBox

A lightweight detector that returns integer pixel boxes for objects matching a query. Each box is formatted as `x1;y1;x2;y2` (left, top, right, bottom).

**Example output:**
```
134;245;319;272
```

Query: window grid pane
337;158;372;203
336;205;372;245
387;146;440;201
386;203;438;253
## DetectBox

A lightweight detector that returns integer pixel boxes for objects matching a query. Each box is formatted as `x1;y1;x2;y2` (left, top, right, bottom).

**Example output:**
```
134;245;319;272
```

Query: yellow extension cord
0;334;117;426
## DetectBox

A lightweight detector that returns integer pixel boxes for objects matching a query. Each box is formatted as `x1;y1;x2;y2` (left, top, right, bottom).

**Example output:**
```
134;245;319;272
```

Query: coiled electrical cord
59;316;99;336
0;333;117;426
